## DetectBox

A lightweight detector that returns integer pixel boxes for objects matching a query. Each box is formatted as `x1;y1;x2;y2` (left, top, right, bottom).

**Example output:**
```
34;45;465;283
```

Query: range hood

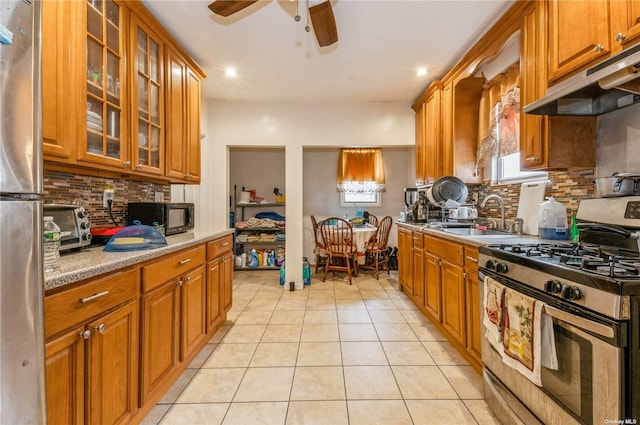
523;42;640;116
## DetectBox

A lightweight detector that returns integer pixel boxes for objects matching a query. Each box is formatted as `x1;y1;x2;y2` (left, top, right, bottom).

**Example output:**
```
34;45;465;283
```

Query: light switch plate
154;191;164;202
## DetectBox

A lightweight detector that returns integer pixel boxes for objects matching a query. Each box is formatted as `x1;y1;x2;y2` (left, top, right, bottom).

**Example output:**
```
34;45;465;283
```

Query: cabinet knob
594;44;604;52
95;323;106;334
178;279;183;287
80;329;91;340
615;32;626;42
123;160;131;167
186;276;191;282
136;163;143;169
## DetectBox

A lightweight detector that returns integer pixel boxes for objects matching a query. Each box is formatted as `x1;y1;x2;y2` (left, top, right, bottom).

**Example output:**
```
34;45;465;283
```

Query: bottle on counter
43;216;61;272
570;209;580;242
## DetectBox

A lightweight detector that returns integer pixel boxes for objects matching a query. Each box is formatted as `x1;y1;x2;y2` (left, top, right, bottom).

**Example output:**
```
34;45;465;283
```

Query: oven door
480;270;626;425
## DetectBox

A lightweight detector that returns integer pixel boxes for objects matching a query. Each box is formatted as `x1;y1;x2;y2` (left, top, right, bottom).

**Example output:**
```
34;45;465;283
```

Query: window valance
336;148;385;192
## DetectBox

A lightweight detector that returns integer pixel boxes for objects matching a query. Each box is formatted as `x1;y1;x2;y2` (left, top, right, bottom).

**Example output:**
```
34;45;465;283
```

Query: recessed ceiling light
416;68;427;77
225;67;237;78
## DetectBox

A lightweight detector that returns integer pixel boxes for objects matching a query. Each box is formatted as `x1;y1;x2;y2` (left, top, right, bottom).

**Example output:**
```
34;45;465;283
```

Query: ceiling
142;0;515;103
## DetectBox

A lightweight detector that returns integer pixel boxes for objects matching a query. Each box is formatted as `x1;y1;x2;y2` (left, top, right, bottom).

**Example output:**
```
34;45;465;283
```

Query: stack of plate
87;111;103;132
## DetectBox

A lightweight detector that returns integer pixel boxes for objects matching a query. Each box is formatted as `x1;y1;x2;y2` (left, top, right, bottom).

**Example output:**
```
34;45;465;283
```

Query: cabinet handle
594;44;604;52
466;256;478;263
525;156;539;163
615;32;627;42
123;160;131;167
179;258;192;265
178;279;183;287
80;290;109;304
80;329;91;340
222;242;230;247
95;324;106;334
210;266;219;272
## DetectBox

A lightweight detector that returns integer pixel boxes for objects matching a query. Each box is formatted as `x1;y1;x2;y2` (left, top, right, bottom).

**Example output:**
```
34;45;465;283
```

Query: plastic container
538;197;569;240
303;257;311;286
279;261;286;286
104;225;168;252
248;249;259;268
43;216;61;272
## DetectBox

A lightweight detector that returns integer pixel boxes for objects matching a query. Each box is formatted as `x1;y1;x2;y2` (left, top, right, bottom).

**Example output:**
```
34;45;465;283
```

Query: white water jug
538;197;569;240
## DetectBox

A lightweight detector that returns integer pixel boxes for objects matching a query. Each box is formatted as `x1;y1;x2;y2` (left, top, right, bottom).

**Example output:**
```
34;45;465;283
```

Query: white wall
206;100;415;287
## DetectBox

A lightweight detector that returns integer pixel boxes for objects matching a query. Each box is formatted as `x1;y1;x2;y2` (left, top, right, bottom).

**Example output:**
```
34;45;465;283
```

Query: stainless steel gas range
479;197;640;425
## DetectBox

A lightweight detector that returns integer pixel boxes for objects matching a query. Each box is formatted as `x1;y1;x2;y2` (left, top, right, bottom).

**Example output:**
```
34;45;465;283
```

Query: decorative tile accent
43;170;170;227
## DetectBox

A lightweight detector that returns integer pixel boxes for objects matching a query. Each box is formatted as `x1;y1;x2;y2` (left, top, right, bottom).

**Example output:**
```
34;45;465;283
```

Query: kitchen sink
439;228;513;237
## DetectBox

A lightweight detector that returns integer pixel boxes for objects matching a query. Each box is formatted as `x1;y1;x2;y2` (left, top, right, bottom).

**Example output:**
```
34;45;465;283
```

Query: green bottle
570;209;579;242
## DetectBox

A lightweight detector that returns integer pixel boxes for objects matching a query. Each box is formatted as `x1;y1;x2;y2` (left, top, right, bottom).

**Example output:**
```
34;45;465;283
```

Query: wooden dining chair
361;215;393;279
310;215;327;273
319;217;358;284
367;214;379;227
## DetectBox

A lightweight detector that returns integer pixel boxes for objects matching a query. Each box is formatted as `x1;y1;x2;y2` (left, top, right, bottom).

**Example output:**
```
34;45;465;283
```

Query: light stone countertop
397;222;546;247
45;228;235;292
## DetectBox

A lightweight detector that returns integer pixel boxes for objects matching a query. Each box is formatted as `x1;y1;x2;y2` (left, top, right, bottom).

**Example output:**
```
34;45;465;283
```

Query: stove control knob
77;210;86;218
495;263;509;273
561;285;582;300
485;260;497;270
544;279;563;293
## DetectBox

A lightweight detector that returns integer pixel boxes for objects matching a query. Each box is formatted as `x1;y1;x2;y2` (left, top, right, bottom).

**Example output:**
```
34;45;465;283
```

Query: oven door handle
543;305;614;339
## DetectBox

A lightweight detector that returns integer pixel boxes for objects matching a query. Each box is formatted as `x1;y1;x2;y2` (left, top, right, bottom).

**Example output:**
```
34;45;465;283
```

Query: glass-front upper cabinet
82;0;128;168
130;15;164;176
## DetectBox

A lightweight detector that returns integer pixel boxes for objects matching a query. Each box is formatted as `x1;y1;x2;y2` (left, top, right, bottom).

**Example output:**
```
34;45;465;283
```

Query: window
340;189;381;207
495;152;547;184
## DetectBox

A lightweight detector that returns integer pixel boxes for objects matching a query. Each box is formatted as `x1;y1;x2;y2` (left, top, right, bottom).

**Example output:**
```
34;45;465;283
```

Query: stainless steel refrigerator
0;0;47;423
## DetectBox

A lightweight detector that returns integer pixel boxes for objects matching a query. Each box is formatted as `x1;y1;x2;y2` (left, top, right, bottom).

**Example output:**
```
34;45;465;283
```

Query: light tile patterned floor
141;270;502;425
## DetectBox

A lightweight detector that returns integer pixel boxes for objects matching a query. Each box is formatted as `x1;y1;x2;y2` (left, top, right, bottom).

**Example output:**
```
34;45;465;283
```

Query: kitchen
2;1;640;425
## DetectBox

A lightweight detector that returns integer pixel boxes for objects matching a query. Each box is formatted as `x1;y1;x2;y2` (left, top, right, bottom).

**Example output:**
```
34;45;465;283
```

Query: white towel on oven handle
540;306;558;371
482;276;505;352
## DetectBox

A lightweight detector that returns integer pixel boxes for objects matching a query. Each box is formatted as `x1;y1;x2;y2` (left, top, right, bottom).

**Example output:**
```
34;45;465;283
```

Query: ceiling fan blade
208;0;259;17
309;1;338;47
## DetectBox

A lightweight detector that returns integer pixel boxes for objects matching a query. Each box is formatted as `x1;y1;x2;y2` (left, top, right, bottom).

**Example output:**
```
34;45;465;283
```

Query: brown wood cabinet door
140;280;180;404
87;301;138;425
520;1;548;170
548;0;611;83
415;102;426;185
186;68;202;182
441;81;454;177
465;270;482;364
46;326;85;425
207;258;223;332
412;245;425;307
424;252;441;322
424;89;442;182
165;48;187;181
130;14;164;176
441;261;465;346
222;254;233;312
397;228;413;293
612;0;640;50
181;265;207;361
42;0;76;162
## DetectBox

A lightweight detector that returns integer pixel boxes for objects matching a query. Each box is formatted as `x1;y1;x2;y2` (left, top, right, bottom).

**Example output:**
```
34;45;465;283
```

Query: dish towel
501;288;557;386
483;276;505;350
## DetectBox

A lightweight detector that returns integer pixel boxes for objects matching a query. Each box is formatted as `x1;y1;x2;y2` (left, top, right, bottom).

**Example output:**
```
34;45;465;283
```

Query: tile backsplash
474;168;596;221
43;171;170;227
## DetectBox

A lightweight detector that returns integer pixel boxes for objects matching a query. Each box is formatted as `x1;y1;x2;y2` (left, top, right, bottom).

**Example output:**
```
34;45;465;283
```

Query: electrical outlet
154;191;164;202
103;189;114;208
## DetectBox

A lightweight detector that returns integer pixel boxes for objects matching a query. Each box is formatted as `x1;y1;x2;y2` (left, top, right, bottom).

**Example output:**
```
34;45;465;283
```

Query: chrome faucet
481;194;506;230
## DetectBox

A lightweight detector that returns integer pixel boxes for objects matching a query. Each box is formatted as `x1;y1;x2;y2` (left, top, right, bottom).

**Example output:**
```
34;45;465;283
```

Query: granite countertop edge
45;229;235;292
397;221;543;247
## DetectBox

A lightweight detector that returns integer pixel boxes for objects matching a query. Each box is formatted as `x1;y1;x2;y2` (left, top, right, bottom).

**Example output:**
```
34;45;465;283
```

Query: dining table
317;220;377;265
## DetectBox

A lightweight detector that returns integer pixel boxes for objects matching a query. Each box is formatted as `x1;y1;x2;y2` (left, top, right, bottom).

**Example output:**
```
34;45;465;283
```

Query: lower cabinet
398;227;414;294
397;225;482;373
45;269;139;425
206;235;233;332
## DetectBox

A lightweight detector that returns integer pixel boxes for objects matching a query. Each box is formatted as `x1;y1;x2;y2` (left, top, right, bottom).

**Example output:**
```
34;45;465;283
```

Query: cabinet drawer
45;268;138;338
464;246;479;273
143;245;205;293
207;235;233;260
424;235;463;265
412;232;424;249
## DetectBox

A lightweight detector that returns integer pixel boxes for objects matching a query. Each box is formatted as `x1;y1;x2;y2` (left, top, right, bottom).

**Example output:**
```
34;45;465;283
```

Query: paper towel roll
238;191;251;204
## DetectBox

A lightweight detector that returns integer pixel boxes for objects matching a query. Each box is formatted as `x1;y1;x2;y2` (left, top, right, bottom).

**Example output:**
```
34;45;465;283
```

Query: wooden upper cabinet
130;14;165;176
441;81;454;178
548;0;611;83
79;0;130;169
612;0;640;50
423;84;442;183
414;102;426;185
42;0;76;162
449;78;483;183
165;48;203;184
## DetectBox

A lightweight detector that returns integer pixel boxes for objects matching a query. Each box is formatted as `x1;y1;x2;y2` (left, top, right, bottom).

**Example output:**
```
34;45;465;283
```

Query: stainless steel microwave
126;202;194;235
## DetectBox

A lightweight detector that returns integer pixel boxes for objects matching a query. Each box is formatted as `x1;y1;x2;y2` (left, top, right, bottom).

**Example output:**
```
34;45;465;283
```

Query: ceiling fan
207;0;338;47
